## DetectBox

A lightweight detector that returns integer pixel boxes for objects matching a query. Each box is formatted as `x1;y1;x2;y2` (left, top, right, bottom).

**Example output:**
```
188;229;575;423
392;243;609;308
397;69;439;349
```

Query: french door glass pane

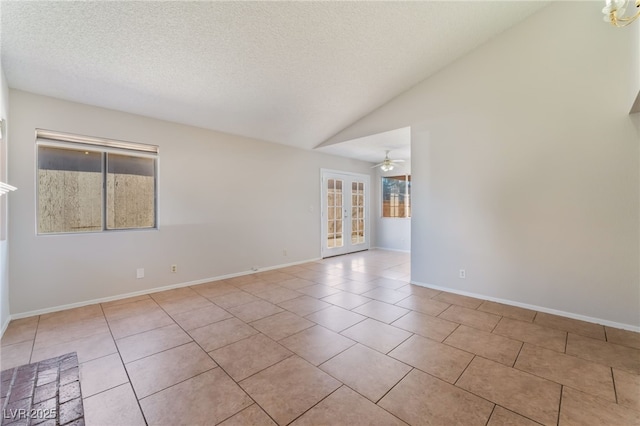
327;178;344;248
351;180;365;244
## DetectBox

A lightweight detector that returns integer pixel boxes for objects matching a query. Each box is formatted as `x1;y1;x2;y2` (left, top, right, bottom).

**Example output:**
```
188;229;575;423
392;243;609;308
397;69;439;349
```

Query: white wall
1;66;10;332
325;2;640;328
373;166;411;252
8;90;374;315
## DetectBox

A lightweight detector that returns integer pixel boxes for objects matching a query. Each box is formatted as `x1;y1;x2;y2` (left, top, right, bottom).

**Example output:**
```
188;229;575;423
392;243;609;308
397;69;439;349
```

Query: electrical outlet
459;269;466;279
136;268;145;279
171;264;178;273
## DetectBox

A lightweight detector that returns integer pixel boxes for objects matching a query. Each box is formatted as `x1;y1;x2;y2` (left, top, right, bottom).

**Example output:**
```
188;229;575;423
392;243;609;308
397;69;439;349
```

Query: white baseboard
411;280;640;333
371;246;410;254
1;315;10;339
9;257;321;321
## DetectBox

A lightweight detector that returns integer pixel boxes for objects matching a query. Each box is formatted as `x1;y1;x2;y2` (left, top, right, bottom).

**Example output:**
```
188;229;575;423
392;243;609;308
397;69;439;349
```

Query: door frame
320;169;371;258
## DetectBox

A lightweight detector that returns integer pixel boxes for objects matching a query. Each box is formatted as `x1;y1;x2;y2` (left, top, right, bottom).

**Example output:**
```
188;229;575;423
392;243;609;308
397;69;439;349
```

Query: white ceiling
1;1;548;156
317;126;411;163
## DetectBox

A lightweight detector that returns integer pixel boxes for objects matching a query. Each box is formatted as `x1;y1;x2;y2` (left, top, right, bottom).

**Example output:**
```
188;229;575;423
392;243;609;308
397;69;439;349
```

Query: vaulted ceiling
1;1;548;153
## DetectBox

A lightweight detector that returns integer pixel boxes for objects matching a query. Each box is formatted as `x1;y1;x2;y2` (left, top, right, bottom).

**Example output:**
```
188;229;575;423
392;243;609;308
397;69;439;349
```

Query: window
382;175;410;218
36;129;158;234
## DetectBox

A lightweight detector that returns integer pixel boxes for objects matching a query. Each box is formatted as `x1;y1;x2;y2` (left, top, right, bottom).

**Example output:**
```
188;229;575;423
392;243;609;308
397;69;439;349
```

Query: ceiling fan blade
392;159;406;163
371;162;386;168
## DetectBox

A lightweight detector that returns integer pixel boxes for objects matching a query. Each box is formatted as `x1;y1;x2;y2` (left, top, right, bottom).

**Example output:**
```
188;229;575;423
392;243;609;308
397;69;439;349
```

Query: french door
321;170;370;257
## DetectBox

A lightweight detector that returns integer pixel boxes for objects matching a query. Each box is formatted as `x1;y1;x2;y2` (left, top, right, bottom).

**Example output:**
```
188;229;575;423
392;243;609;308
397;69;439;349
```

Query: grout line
557;385;564;426
99;303;150;426
374;365;413;405
453;354;476;386
611;367;618;404
511;342;525;368
27;315;41;365
484;404;497;426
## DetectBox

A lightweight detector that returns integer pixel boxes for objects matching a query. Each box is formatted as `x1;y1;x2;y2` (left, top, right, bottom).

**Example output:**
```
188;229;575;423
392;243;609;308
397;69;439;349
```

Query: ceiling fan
371;150;405;172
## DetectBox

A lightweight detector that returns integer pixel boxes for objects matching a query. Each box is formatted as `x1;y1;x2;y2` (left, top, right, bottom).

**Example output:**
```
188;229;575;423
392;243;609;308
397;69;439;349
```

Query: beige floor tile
210;334;292;381
296;284;341;298
278;278;317;290
361;288;409;304
0;341;32;370
346;271;379;283
439;305;501;331
251;311;315;341
79;353;128;397
333;280;380;294
395;295;450;317
612;368;640;411
559;387;640;426
389;334;473;383
255;270;294;283
240;356;340;425
341;318;412;354
150;286;200;303
397;284;441;299
320;344;411;402
305;306;366;332
493;317;566;353
1;316;39;347
565;333;640;374
321;291;371;310
277;296;331;316
126;342;217;398
292;269;329;282
311;274;349;287
141;368;253;425
39;304;104;327
444;325;522;366
254;286;302;304
515;343;615;401
279;325;355;366
31;331;117;364
228;300;284;323
379;368;494;426
188;318;258;352
191;281;240;299
225;274;264;286
101;294;152;308
35;316;110;348
292;385;407;426
534;312;605;341
487;406;540;426
432;292;483;309
457;357;561;426
117;324;192;363
370;277;407;290
238;280;275;294
83;383;146;426
155;294;213;316
606;327;640;350
108;309;175;340
391;311;458;342
218;404;277;426
477;301;536;322
211;290;261;309
352;300;409;324
102;298;159;321
170;304;232;330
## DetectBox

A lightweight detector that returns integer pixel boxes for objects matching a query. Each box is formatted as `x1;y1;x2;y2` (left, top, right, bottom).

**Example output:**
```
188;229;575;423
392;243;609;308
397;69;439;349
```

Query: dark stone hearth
1;353;84;426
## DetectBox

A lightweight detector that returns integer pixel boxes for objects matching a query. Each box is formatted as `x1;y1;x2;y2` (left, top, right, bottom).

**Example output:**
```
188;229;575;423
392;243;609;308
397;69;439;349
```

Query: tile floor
1;250;639;425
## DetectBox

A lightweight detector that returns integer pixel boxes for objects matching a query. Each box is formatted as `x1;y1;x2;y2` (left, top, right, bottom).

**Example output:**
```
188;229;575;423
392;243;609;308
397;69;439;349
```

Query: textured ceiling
1;1;548;152
317;127;411;163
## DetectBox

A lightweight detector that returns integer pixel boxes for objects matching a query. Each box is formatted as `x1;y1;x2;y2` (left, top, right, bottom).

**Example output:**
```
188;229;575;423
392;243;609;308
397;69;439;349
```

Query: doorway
321;170;370;258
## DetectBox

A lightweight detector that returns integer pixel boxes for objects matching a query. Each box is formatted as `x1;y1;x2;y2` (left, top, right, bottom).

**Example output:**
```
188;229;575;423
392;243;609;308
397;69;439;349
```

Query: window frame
35;129;159;235
381;174;411;219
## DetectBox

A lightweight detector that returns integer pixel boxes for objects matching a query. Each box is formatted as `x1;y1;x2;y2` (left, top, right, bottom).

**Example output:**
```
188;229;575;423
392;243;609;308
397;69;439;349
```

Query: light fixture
0;182;17;196
380;163;394;172
603;0;640;27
